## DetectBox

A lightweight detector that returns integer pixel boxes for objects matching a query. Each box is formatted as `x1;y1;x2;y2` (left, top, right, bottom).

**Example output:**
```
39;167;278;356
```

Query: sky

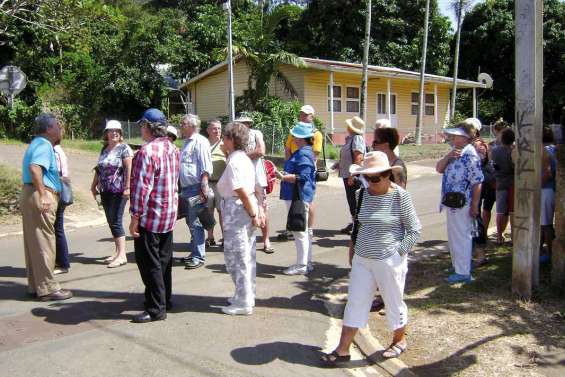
437;0;481;27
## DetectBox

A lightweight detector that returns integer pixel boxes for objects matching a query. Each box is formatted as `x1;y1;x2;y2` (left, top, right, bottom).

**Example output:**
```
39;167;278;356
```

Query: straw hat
464;117;482;132
349;151;402;175
374;118;391;129
345;116;365;135
166;125;178;140
234;115;253;124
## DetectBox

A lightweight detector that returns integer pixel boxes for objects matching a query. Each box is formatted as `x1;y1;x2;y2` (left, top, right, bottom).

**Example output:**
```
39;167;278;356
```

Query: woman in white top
218;122;265;316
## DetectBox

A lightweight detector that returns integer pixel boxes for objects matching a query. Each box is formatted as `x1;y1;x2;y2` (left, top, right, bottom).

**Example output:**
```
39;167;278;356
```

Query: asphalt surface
0;146;443;377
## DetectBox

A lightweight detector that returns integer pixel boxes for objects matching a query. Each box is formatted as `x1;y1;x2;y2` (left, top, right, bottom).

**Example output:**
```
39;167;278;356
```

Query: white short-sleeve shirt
217;150;256;198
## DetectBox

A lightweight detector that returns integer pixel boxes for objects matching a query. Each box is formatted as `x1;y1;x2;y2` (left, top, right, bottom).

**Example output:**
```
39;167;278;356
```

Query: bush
0;99;43;141
0;164;21;217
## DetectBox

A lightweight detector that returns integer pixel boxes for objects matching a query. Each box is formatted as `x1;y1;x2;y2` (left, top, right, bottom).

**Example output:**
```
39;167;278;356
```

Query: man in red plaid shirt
129;108;180;323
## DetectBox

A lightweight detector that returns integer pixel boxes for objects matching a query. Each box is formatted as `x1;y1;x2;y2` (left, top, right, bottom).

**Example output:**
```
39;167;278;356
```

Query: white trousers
446;205;473;276
221;198;257;308
284;200;312;266
343;253;408;331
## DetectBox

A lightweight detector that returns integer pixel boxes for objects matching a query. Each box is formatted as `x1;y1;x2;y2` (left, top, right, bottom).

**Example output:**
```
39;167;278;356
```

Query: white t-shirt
217;150;256;198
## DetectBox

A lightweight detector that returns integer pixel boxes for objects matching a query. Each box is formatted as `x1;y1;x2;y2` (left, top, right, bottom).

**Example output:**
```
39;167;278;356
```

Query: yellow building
179;57;486;144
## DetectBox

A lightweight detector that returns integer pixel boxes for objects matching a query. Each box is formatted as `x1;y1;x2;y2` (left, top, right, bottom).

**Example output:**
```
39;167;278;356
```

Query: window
411;92;435;116
327;85;342;112
346;87;360;113
377;93;386;114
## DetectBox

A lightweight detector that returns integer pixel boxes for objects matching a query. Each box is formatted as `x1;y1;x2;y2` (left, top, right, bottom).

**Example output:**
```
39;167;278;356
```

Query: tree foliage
458;0;565;123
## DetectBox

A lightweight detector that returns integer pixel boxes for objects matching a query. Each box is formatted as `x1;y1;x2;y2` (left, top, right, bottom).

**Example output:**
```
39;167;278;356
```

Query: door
376;93;398;128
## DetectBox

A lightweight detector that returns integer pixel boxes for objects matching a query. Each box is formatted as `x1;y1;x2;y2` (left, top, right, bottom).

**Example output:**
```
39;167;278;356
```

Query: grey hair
223;122;249;151
146;122;168;138
35;113;58;134
181;114;201;128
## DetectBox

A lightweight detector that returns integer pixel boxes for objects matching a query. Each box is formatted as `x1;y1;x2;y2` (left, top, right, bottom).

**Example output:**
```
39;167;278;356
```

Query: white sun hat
104;120;122;131
349;151;403;175
300;105;315;115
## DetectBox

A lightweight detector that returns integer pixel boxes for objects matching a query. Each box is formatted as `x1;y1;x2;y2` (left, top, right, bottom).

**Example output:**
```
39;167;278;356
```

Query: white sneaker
221;305;253;316
283;264;308;275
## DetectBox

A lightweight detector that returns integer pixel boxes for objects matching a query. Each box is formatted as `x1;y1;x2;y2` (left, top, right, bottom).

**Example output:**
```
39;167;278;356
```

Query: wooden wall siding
271;65;305;101
303;70;450;137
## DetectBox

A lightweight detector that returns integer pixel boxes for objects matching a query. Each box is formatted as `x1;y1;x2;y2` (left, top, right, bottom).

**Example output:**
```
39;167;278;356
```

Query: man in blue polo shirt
21;113;72;301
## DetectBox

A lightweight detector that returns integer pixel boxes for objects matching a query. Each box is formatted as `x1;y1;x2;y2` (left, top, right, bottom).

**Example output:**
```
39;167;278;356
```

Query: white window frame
345;86;360;113
411;92;435;116
327;84;342;113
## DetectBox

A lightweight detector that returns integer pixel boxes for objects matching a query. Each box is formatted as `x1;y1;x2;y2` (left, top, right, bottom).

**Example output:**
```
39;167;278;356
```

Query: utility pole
416;0;431;146
512;0;544;299
359;0;372;133
450;0;465;119
224;0;236;122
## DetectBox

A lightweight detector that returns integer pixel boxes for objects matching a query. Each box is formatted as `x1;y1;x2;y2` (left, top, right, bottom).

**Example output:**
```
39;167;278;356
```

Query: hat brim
345;119;364;135
290;130;314;139
443;127;471;138
104;127;122;131
349;164;402;175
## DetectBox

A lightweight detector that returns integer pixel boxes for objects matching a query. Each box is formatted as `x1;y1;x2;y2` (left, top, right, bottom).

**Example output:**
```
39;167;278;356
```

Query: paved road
0;146;443;376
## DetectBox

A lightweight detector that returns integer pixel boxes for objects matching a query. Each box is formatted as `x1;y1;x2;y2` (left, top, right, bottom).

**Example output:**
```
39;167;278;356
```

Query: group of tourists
18;103;558;364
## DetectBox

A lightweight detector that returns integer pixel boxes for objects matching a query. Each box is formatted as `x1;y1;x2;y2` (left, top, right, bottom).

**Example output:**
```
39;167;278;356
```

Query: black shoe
185;259;204;269
132;311;166;323
166;301;173;311
340;223;353;234
277;231;294;241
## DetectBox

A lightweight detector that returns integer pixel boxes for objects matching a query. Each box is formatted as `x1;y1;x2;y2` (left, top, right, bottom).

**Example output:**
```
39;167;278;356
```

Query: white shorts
343;253;408;331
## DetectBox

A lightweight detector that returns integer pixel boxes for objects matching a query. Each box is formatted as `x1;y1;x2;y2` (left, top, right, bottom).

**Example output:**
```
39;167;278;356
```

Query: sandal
320;350;351;367
205;239;216;247
107;258;127;268
103;255;117;263
382;343;407;359
262;246;275;254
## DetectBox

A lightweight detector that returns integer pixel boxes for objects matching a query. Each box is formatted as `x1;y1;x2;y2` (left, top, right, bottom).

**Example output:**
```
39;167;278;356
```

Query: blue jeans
100;192;127;238
54;202;70;269
181;184;206;262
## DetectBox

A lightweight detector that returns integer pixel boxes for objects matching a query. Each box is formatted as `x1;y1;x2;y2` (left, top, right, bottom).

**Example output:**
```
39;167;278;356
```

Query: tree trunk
359;0;371;127
415;0;431;146
450;0;463;120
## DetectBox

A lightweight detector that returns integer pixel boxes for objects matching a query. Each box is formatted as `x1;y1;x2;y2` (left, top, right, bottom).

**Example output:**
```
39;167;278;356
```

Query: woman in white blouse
218;122;264;316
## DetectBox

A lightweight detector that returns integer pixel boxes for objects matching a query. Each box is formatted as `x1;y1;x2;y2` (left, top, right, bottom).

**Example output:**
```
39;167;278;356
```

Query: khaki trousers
20;185;61;296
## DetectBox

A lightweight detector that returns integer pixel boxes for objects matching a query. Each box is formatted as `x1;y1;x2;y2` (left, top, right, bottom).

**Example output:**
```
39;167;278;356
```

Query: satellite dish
477;73;493;89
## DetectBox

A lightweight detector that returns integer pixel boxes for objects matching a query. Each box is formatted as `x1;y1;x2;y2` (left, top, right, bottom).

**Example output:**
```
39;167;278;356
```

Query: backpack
263;159;277;194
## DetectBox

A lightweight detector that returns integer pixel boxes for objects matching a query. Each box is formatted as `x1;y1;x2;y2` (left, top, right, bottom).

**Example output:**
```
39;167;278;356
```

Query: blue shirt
441;144;483;210
280;146;316;203
22;136;61;192
179;133;213;196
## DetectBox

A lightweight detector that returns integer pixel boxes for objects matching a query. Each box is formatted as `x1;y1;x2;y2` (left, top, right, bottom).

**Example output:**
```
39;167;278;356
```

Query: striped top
354;185;422;260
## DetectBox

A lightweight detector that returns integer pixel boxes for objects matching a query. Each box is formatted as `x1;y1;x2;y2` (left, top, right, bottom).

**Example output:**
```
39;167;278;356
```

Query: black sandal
320;350;351;367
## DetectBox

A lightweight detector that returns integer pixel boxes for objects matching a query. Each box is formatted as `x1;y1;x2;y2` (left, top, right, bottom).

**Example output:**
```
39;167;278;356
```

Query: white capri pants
343;253;408;331
446;205;473;276
284;200;312;266
221;197;257;308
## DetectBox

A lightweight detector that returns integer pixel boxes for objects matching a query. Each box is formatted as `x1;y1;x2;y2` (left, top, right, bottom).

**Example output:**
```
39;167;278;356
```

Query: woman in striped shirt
321;152;421;366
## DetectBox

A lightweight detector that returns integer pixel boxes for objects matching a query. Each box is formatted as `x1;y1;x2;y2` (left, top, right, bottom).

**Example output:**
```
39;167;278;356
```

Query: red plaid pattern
130;137;180;233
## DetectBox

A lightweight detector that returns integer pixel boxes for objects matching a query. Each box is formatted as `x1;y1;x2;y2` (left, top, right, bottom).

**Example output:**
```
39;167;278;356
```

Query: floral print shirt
96;143;133;193
441;144;484;210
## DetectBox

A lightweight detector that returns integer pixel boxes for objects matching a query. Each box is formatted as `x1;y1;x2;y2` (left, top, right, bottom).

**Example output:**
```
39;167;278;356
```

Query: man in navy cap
129;108;180;323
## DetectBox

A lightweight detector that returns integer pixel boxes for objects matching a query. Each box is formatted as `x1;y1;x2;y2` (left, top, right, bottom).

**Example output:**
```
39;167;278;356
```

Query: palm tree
449;0;473;119
231;4;306;110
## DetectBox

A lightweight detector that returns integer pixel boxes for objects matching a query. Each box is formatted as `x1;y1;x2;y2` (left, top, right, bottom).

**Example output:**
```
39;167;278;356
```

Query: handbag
60;179;73;206
351;188;365;245
315;130;329;182
286;182;307;232
441;191;466;208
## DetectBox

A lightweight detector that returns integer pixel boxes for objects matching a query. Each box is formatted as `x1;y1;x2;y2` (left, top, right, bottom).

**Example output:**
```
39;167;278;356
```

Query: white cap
166;125;178;139
300;105;315;115
465;117;482;132
105;120;122;131
374;118;391;129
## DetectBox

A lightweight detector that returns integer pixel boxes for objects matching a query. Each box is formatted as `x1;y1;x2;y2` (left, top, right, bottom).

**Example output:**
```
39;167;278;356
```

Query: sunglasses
363;174;382;183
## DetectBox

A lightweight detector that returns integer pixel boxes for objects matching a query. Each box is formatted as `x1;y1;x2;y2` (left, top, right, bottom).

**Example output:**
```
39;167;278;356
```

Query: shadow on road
0;265;26;278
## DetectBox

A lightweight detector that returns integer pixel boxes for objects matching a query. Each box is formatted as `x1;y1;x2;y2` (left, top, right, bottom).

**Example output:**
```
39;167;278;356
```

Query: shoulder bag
350;187;365;245
315;131;329;182
286;182;307;232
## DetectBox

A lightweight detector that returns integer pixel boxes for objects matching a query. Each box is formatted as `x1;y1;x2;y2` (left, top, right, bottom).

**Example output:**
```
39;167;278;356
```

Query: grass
398;143;450;162
0;164;21;217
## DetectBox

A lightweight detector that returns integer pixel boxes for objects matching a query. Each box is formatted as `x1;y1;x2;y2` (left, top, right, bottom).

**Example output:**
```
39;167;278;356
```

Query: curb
0;214;107;239
325;277;417;377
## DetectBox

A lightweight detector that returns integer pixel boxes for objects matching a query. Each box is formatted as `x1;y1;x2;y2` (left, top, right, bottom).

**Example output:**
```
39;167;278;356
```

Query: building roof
179;56;486;89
